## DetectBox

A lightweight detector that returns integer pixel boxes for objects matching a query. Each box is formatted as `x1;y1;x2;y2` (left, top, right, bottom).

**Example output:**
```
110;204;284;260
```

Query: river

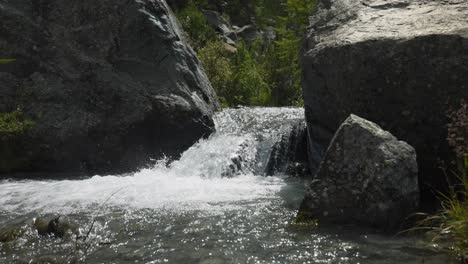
0;108;451;263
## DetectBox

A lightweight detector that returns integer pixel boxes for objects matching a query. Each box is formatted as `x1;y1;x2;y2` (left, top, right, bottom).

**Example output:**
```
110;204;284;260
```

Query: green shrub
0;110;34;139
198;39;272;107
198;40;234;107
413;175;467;261
271;0;316;106
176;0;316;107
176;1;216;50
230;42;271;106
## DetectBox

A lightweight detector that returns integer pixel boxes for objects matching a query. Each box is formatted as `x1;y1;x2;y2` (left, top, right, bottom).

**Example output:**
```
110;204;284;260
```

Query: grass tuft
409;173;468;261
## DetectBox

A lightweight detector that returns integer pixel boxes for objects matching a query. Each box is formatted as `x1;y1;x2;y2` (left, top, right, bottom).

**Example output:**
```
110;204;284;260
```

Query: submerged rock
34;216;78;238
301;0;468;205
265;120;310;177
298;115;419;231
0;0;219;175
0;226;24;243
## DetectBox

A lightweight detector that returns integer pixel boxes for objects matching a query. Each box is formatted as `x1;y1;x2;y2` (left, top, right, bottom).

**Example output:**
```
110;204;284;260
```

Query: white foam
0;107;304;215
0;167;285;214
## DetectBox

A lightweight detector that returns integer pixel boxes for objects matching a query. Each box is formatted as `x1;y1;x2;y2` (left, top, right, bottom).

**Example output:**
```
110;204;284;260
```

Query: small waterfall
171;107;305;177
0;107;305;214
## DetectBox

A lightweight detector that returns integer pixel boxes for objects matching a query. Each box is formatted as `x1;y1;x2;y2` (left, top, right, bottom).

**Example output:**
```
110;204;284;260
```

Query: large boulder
301;0;468;204
0;0;219;174
299;114;419;231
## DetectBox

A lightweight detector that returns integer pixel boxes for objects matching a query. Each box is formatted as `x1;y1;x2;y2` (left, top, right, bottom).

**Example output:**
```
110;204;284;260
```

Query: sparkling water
0;108;451;263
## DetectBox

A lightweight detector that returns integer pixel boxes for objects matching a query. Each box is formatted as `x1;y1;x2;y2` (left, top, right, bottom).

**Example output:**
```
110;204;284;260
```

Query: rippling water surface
0;108;451;263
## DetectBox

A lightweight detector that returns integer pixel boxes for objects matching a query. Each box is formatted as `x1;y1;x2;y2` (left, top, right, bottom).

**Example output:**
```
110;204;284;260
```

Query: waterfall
0;107;304;214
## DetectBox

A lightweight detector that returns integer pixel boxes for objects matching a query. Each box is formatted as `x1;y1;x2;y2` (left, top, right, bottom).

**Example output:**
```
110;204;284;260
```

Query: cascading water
0;108;451;264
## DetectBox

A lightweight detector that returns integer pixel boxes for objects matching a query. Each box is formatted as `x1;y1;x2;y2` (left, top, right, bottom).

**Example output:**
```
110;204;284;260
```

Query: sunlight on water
0;107;304;215
0;170;286;214
0;108;452;264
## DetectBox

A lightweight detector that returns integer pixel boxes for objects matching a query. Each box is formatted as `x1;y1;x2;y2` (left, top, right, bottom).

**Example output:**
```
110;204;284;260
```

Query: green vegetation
411;101;467;261
293;210;319;228
0;110;34;172
0;59;15;64
176;1;217;49
175;0;316;107
413;175;467;261
0;110;34;139
0;226;25;243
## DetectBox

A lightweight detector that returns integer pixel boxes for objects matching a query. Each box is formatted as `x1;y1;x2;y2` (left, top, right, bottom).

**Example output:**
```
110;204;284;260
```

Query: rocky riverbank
300;0;468;215
0;0;219;175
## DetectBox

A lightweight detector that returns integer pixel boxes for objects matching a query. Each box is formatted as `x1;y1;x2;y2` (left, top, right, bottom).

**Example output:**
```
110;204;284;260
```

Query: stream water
0;108;452;263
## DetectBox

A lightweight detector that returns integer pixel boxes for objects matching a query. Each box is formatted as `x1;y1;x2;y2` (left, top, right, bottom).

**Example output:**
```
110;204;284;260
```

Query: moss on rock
0;226;25;243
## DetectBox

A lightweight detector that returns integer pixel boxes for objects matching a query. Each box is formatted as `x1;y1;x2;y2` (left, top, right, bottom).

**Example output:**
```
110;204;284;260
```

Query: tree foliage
198;40;233;107
176;0;316;107
176;1;216;50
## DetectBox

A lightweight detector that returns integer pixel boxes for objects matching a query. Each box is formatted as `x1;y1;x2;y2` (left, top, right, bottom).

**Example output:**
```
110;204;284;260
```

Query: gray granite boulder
299;115;419;231
0;0;219;175
301;0;468;203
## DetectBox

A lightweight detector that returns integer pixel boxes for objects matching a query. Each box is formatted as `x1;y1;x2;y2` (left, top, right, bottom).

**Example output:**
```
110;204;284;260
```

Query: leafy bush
176;1;216;50
176;0;316;107
0;110;34;139
230;42;271;106
198;39;271;107
198;40;233;107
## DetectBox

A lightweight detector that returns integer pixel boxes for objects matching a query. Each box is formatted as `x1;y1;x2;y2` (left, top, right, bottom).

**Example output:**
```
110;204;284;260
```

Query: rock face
265;120;310;177
201;9;233;37
301;0;468;203
299;115;419;231
0;0;219;174
199;9;264;44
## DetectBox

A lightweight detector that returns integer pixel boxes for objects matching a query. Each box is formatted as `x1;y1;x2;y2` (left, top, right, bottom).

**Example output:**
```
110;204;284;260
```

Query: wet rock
0;226;25;243
301;0;468;204
221;141;252;178
31;256;60;264
33;218;50;236
200;257;225;264
265;121;310;177
298;115;419;231
0;0;219;175
34;216;77;238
